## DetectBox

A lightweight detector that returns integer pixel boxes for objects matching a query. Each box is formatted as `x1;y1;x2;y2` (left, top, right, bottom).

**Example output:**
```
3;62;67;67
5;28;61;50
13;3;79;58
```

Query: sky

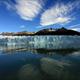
0;0;80;32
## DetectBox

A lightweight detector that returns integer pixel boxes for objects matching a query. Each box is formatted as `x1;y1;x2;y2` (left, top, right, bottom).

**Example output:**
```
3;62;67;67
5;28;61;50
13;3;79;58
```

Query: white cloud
68;24;80;28
20;25;26;29
68;24;80;32
3;1;13;10
40;2;78;27
0;0;15;10
15;0;43;20
71;28;80;32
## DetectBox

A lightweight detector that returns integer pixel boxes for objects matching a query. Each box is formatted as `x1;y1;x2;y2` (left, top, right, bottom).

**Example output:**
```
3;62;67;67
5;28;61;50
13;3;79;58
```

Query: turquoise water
0;36;80;80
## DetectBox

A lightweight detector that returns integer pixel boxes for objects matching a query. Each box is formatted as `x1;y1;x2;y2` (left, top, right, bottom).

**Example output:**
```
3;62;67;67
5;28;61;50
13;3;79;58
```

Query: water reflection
17;55;80;80
0;49;80;80
40;57;80;80
0;44;79;55
0;36;80;80
18;64;42;80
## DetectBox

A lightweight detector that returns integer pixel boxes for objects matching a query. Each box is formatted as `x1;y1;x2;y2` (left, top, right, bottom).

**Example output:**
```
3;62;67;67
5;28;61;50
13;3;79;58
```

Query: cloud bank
40;3;73;26
71;28;80;32
1;0;80;29
15;0;43;20
68;24;80;32
0;0;15;10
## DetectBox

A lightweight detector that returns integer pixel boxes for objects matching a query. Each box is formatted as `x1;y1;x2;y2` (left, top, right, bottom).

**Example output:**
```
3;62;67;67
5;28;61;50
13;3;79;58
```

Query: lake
0;36;80;80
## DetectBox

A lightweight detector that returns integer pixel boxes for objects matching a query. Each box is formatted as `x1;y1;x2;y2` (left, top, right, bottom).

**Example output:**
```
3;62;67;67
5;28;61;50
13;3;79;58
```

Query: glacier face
0;36;80;49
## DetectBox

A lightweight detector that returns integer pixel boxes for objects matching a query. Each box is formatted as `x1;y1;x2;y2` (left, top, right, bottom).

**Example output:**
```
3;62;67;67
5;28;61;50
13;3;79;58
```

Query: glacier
0;35;80;49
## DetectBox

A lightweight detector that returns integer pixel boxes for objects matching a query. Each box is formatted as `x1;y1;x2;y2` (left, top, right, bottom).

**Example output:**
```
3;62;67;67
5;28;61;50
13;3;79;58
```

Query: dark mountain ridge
35;27;80;35
1;27;80;36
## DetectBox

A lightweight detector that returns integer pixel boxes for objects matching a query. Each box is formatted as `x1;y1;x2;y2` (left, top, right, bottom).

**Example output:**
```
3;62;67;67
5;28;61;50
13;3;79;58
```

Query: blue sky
0;0;80;32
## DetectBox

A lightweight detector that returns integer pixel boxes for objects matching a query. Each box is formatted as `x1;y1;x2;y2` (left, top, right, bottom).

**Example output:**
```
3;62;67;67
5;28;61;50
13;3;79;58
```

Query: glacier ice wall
0;36;80;49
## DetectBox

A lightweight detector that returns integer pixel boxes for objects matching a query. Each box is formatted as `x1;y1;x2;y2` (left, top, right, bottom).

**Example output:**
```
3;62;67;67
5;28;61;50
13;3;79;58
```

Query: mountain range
1;27;80;36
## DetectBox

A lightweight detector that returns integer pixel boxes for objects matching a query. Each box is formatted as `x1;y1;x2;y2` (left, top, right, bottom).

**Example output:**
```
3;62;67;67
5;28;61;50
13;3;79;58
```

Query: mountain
1;27;80;36
1;31;35;36
13;31;35;36
35;27;80;35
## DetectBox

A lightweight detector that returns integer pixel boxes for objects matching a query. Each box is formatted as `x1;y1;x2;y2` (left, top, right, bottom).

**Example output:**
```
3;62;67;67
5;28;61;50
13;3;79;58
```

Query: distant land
0;27;80;36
